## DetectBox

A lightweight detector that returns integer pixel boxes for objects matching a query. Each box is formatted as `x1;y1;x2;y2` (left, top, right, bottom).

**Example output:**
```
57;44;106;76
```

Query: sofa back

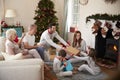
0;37;6;52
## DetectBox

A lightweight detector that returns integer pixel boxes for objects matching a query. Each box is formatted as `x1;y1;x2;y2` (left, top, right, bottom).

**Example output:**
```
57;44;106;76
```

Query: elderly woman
5;29;41;60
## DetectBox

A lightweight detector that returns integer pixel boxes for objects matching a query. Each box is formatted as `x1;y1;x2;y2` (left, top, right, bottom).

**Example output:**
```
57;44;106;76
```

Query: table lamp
5;9;16;25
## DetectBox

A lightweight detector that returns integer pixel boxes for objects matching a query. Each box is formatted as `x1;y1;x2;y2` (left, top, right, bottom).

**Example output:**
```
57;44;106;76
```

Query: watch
79;0;88;5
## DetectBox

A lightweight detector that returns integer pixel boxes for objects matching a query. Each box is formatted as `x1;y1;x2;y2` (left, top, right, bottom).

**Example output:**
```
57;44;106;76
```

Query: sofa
0;37;44;80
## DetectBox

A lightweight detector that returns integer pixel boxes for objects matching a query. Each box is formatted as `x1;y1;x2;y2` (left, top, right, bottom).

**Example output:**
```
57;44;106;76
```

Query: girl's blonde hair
6;29;16;39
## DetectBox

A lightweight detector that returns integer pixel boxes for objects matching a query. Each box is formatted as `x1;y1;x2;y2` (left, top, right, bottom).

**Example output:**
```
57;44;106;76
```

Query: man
22;24;45;60
39;23;69;52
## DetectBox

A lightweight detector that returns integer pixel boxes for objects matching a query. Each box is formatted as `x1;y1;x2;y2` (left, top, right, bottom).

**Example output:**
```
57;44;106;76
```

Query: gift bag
63;60;73;71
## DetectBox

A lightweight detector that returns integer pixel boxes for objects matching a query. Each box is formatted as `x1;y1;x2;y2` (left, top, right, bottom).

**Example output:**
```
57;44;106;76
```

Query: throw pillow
1;52;23;60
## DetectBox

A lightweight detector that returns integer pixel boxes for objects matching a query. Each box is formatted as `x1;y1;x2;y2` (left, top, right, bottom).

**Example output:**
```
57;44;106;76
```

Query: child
78;48;101;75
53;49;73;77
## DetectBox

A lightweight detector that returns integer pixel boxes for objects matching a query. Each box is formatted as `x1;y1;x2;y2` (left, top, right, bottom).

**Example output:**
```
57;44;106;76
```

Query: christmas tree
34;0;59;42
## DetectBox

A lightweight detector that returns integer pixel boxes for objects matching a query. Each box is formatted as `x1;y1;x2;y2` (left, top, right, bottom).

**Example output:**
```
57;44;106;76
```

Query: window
67;0;80;32
72;0;80;25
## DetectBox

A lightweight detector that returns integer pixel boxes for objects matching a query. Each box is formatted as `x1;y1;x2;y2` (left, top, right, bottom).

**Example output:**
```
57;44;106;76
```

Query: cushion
0;37;6;52
1;52;23;60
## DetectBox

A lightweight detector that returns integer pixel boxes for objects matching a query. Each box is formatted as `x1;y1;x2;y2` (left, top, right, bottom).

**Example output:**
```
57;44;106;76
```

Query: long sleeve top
53;57;65;73
39;30;68;50
87;57;101;75
75;40;87;52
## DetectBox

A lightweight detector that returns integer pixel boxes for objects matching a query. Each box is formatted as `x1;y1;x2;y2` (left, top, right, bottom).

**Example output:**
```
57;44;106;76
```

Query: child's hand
64;62;67;66
62;58;67;62
70;53;74;57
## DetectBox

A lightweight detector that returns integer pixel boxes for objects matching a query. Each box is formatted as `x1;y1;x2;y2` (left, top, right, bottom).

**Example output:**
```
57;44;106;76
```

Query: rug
45;61;108;80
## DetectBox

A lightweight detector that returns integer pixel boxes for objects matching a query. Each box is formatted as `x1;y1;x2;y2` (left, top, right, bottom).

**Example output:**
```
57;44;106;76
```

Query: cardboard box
65;46;80;55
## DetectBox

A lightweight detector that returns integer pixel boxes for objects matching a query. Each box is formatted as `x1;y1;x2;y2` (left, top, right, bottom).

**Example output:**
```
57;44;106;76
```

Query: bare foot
73;70;78;74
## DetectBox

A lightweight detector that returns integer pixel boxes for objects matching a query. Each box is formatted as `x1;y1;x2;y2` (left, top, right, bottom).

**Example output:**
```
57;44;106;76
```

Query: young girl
53;49;73;77
78;48;101;75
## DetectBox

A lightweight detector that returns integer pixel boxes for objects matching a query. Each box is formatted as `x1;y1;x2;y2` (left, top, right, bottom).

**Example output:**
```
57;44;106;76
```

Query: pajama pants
78;64;101;75
56;71;72;77
69;55;88;63
78;64;98;75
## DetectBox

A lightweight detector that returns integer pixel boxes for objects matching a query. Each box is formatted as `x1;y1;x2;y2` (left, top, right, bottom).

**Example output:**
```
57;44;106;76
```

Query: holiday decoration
104;0;117;4
34;0;59;42
86;13;120;23
1;20;8;27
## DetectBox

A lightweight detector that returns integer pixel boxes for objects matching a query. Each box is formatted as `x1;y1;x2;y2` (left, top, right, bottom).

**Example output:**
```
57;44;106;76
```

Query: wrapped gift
65;46;80;55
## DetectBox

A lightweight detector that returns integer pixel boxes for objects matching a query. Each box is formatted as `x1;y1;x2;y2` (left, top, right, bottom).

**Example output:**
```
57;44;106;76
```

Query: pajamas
53;57;72;77
78;57;101;75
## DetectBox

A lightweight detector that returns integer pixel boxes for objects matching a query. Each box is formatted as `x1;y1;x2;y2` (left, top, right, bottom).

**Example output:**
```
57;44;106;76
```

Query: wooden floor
49;49;118;79
50;54;117;74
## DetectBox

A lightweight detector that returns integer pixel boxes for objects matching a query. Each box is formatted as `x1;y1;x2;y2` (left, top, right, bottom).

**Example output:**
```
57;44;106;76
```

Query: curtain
0;0;5;34
63;0;72;40
0;0;5;20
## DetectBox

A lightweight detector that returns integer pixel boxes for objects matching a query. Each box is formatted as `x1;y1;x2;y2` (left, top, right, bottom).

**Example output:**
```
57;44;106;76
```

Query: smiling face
29;24;37;35
11;33;17;41
76;33;81;40
31;26;37;35
49;26;56;33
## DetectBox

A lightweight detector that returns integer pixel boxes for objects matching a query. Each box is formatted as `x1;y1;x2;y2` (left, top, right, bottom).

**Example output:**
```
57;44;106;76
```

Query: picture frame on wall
1;27;23;37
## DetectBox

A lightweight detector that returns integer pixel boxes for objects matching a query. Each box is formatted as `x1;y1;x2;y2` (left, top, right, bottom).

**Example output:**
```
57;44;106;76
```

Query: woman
5;29;41;60
72;31;87;54
67;31;88;63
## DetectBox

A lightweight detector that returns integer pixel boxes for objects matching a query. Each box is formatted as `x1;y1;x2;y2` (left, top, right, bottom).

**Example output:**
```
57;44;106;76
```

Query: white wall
1;0;120;47
1;0;64;33
78;0;120;48
52;0;64;36
4;0;39;31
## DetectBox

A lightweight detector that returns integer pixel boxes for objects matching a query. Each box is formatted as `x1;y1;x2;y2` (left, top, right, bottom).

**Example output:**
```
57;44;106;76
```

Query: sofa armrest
0;65;44;80
0;59;44;80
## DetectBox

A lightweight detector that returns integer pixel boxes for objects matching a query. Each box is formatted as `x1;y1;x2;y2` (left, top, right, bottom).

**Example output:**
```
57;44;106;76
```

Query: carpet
45;61;108;80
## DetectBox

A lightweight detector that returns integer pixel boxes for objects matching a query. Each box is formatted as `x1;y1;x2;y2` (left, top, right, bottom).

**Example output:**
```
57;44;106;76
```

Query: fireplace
105;39;119;62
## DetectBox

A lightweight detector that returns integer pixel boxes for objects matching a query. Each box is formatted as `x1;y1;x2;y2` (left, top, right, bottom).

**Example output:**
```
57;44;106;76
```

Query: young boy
53;49;73;77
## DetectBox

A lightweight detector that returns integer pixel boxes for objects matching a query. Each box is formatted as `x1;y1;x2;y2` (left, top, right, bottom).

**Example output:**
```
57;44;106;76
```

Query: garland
86;13;120;23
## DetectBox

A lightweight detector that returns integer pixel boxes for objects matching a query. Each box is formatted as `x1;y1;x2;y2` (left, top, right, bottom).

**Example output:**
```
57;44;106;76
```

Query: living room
0;0;120;80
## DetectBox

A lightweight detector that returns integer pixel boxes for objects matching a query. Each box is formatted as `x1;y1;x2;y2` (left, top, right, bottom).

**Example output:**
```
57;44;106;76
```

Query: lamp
5;9;16;18
5;9;16;25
